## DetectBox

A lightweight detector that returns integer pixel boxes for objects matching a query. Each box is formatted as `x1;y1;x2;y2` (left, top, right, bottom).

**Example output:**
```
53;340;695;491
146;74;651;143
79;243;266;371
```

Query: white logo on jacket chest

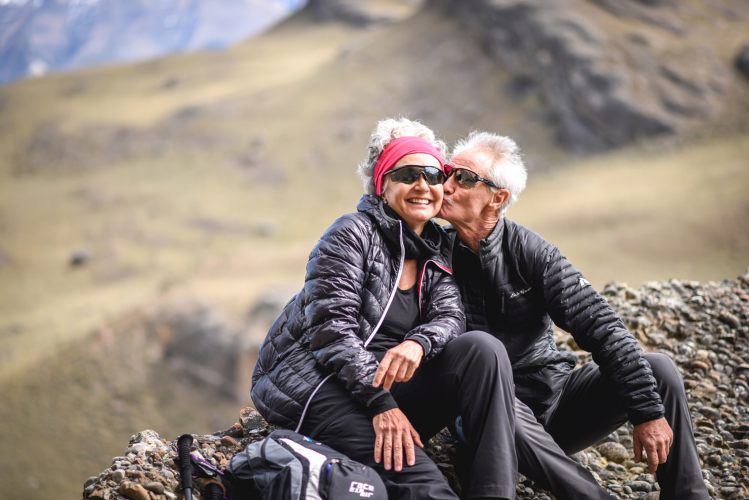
509;286;532;299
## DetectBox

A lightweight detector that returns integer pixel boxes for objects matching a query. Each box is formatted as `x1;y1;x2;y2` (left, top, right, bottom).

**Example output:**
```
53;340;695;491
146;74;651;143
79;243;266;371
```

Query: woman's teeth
407;199;430;205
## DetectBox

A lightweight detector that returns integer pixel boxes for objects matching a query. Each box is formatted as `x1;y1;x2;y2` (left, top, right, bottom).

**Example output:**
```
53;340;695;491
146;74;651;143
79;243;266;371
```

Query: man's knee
643;352;684;394
447;330;512;373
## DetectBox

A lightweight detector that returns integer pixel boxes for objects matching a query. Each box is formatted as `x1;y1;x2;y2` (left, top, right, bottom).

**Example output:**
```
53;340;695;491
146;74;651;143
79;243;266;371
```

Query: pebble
145;482;165;494
120;481;150;500
112;469;126;483
627;480;652;492
597;442;629;464
221;436;240;448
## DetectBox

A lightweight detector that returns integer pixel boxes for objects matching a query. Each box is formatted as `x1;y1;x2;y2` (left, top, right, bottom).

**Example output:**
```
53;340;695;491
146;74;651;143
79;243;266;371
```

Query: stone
112;469;126;483
597;442;629;463
642;492;660;500
88;489;105;499
120;481;150;500
635;473;656;484
144;482;164;494
627;480;652;492
221;436;240;448
570;451;588;467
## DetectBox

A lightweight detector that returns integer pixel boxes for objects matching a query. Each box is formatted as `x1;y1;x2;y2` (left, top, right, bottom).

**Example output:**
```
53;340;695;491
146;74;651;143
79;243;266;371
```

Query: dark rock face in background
429;0;738;152
737;45;749;80
85;269;749;500
0;0;303;86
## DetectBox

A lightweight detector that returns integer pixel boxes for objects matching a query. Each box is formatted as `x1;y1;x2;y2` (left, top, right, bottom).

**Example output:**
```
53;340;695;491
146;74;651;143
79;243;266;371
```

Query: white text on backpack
349;481;375;498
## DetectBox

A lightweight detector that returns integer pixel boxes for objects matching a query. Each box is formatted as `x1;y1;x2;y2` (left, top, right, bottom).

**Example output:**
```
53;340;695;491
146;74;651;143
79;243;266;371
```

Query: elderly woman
251;118;516;500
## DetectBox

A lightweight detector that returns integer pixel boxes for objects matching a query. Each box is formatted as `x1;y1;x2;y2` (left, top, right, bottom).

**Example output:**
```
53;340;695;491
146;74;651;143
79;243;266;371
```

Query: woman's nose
413;174;429;190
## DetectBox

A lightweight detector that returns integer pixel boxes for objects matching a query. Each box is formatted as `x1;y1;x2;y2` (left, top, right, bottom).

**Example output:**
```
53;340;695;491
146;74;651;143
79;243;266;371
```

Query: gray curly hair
451;131;527;217
357;117;448;195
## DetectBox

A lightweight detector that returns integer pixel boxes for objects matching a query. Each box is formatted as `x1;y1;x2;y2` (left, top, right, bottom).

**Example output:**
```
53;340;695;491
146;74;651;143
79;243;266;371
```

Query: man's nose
443;175;455;195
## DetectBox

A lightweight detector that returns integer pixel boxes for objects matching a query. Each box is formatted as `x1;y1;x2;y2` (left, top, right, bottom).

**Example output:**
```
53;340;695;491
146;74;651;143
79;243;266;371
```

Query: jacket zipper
296;221;405;433
501;292;505;314
363;221;405;348
417;260;453;316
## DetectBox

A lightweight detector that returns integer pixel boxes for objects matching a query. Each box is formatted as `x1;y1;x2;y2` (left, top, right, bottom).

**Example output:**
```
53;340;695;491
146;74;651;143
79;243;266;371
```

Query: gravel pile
83;269;749;500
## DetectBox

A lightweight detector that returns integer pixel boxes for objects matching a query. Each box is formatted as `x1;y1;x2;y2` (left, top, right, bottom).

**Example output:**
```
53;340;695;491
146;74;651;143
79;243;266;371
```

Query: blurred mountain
0;0;306;85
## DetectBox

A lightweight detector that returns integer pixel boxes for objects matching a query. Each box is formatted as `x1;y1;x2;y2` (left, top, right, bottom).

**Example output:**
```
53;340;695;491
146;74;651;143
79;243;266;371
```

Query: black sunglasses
384;165;445;186
444;164;501;189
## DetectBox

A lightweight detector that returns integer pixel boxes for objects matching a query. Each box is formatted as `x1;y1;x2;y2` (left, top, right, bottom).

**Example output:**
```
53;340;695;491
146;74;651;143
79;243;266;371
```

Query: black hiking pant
299;331;517;500
514;352;709;500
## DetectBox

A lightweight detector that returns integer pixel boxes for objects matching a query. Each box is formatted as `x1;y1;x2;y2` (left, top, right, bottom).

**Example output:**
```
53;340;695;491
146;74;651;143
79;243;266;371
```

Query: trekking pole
177;434;195;500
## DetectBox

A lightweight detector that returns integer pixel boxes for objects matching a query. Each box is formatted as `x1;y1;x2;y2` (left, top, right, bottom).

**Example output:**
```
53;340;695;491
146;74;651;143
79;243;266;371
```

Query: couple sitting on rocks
250;118;708;500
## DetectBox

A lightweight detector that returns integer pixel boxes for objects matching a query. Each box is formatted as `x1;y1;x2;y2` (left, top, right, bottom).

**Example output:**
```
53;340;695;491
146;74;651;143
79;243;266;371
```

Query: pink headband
373;136;445;196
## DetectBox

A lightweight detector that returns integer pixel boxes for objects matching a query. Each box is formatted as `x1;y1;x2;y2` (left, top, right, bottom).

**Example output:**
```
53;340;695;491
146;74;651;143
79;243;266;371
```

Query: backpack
224;429;387;500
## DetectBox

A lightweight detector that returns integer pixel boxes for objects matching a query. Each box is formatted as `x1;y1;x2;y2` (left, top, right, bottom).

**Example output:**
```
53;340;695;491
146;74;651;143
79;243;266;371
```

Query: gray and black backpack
224;429;387;500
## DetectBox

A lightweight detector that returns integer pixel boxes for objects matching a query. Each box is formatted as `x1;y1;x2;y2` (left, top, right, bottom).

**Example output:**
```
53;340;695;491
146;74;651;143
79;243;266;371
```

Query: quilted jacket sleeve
303;214;386;408
531;239;665;425
405;268;466;362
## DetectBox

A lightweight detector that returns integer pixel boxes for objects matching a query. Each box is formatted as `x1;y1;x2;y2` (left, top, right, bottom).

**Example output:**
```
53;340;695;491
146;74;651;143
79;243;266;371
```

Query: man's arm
535;244;672;471
535;244;666;424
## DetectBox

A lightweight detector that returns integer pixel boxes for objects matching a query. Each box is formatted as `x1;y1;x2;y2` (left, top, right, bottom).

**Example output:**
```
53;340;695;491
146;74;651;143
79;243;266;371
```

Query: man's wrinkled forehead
451;148;492;177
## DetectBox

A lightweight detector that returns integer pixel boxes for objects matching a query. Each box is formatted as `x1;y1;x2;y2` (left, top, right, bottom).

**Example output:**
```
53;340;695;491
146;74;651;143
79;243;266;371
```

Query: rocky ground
83;269;749;500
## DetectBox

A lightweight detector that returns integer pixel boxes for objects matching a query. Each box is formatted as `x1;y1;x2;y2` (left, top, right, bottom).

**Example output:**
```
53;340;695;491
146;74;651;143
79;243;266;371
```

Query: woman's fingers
393;428;404;471
373;353;392;388
410;426;424;449
383;357;401;391
394;359;410;383
403;431;416;466
374;424;383;464
383;427;393;470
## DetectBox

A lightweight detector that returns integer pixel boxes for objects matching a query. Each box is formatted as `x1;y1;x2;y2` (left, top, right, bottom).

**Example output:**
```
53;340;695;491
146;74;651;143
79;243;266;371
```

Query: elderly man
438;131;708;500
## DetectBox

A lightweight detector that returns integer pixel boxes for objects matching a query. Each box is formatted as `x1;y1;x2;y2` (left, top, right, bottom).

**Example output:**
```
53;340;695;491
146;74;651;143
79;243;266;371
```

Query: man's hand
373;408;424;472
633;417;673;473
373;340;424;391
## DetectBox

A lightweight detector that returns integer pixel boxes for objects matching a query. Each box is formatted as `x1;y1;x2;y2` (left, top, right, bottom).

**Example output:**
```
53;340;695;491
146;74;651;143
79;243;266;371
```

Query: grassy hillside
0;4;748;498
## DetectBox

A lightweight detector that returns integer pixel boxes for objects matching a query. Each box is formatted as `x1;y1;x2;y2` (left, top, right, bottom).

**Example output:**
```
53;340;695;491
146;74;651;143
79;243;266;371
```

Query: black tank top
366;284;421;361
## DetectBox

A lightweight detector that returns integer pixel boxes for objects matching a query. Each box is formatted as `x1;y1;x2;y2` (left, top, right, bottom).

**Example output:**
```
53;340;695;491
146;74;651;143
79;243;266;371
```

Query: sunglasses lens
389;166;444;186
455;169;478;187
422;167;445;185
389;167;421;184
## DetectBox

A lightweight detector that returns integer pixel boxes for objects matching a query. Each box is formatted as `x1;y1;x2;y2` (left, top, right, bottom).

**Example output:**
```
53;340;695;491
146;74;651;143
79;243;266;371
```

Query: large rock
430;0;735;152
736;45;749;80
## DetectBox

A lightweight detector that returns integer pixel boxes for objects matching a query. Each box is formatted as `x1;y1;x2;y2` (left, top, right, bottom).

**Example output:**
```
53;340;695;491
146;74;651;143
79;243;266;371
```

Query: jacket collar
479;218;505;262
446;218;505;267
356;194;452;270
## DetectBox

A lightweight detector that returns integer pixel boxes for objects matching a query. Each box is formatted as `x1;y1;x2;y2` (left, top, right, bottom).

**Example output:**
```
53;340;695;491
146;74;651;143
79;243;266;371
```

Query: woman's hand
372;408;424;471
373;340;424;391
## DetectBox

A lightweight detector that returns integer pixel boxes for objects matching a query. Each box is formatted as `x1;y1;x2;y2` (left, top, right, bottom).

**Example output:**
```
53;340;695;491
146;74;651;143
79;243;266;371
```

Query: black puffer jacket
252;195;465;429
447;218;665;424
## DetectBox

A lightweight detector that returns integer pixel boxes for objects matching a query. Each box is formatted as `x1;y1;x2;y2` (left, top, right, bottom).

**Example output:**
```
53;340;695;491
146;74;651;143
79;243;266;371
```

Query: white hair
451;131;527;217
357;117;448;195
